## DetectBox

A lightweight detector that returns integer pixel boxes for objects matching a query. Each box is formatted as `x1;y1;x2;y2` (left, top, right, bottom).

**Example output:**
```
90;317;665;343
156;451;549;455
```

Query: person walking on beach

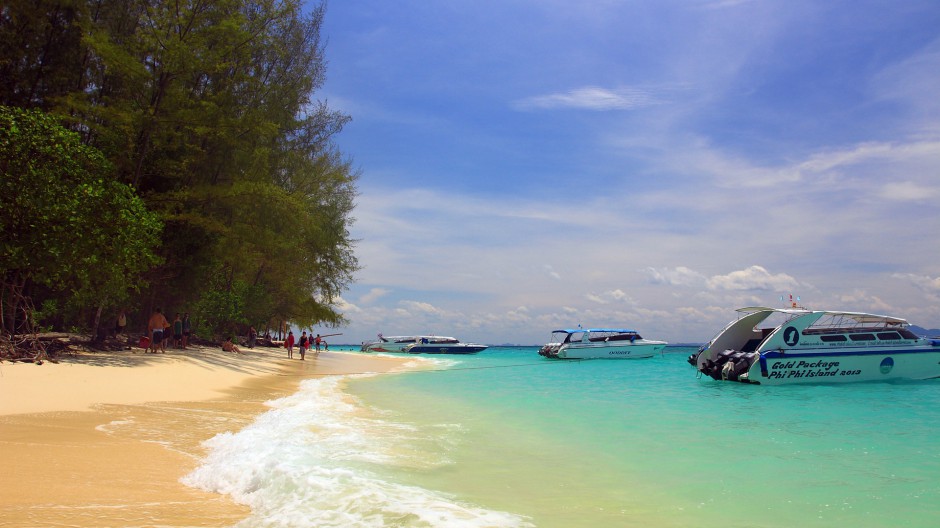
181;313;191;349
314;334;322;355
299;331;308;361
173;313;183;349
286;330;295;359
147;308;168;354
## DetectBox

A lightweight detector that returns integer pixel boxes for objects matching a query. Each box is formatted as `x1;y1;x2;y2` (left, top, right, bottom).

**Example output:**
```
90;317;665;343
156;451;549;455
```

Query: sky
314;0;940;345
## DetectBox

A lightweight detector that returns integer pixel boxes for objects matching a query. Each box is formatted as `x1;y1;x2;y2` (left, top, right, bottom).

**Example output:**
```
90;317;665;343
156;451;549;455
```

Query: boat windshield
549;331;578;344
802;312;908;334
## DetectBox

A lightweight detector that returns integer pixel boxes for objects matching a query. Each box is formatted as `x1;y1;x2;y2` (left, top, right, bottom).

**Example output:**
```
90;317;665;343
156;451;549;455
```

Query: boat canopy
734;307;907;325
552;329;637;334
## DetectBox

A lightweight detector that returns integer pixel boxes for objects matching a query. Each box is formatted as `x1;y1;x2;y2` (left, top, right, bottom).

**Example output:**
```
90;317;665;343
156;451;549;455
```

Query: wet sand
0;345;409;526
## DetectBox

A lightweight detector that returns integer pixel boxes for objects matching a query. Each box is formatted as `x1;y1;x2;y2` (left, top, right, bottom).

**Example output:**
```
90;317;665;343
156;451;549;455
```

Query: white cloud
505;306;532;323
399;300;446;316
514;86;662;111
359;288;391;304
586;289;633;305
335;296;361;314
881;181;939;202
893;273;940;292
544;265;562;280
644;266;706;287
836;290;895;313
706;266;799;292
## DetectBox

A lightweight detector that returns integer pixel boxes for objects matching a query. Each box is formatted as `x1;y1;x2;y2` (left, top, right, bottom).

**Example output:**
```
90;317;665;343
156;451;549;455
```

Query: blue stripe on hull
761;347;934;359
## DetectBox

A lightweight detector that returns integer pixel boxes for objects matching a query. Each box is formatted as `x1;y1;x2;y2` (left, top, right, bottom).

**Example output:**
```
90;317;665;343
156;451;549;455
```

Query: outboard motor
709;351;759;382
687;344;706;367
699;349;758;382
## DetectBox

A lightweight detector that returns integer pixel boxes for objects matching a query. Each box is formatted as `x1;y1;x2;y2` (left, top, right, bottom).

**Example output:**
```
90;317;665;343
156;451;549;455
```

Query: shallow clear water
186;346;940;527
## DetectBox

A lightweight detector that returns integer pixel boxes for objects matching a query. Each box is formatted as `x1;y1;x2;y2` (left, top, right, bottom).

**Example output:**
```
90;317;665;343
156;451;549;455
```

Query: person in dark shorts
147;308;168;354
182;313;192;349
173;313;183;349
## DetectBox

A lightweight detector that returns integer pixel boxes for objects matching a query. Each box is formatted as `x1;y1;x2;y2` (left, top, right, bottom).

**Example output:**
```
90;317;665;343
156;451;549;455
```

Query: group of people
144;309;192;354
283;330;328;360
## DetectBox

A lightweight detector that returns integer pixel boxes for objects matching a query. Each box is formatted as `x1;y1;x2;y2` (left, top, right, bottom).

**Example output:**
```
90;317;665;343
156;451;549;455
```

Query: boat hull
543;342;666;359
405;344;487;354
694;307;940;385
749;348;940;385
361;343;411;353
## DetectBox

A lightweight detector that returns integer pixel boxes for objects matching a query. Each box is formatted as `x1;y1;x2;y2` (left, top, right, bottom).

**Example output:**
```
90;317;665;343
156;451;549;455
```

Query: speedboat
360;335;420;352
402;336;487;354
538;328;667;359
689;307;940;385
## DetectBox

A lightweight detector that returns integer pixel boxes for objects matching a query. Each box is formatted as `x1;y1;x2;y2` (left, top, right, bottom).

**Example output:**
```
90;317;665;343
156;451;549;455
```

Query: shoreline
0;344;411;526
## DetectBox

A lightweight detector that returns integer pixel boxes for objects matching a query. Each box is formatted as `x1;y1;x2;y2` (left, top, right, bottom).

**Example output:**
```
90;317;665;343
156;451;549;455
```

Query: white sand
0;344;410;526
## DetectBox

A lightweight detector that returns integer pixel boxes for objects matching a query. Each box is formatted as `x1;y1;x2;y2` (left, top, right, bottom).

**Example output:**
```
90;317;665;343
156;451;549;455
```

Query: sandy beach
0;343;409;526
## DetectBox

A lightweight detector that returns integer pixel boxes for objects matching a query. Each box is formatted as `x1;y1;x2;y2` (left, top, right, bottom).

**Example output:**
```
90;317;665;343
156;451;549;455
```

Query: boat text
766;360;862;380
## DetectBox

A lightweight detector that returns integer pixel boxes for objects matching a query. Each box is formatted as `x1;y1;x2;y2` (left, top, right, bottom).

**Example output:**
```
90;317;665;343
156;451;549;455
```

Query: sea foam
182;373;531;527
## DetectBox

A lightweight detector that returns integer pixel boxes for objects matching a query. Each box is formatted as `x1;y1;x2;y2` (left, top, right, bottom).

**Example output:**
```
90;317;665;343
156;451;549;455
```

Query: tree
0;105;162;337
1;1;358;337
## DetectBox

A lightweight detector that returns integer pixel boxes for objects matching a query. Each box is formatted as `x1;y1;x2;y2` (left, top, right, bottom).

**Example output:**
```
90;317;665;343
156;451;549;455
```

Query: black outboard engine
700;349;758;382
687;344;706;367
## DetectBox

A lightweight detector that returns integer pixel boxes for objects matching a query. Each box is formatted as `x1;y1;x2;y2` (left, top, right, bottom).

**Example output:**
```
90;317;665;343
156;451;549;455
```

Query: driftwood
0;332;135;363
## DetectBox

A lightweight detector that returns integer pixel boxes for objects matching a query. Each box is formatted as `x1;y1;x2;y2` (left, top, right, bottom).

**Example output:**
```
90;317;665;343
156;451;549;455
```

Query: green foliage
0;1;359;337
0;105;163;334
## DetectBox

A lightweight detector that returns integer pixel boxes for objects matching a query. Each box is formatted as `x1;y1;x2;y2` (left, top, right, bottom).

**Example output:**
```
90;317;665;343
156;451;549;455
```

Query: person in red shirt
286;331;295;359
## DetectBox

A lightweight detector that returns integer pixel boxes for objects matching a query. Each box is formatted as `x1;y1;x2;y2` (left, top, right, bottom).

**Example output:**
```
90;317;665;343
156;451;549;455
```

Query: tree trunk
92;303;104;342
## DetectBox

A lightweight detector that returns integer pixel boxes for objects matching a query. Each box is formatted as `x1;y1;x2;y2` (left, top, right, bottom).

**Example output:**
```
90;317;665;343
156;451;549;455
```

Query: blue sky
316;0;940;345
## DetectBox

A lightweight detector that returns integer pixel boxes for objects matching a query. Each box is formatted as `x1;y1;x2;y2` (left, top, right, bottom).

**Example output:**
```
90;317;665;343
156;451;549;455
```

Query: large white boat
360;335;421;353
402;336;487;355
689;307;940;385
538;328;667;359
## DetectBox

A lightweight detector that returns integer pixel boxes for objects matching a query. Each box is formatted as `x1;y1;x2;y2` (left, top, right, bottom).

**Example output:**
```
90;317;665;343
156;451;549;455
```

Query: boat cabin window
848;333;876;342
876;332;902;340
591;332;638;342
820;335;848;342
898;329;919;340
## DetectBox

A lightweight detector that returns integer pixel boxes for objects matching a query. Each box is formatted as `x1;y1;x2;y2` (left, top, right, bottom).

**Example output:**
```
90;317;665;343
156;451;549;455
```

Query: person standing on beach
162;318;171;352
173;313;183;349
299;331;308;361
247;326;257;348
314;334;322;355
147;308;169;354
286;330;295;358
181;313;191;349
115;310;127;336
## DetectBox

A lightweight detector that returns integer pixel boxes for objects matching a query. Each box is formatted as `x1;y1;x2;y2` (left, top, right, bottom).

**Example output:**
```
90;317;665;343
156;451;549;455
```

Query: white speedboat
360;335;420;353
538;328;667;359
402;336;487;355
689;307;940;385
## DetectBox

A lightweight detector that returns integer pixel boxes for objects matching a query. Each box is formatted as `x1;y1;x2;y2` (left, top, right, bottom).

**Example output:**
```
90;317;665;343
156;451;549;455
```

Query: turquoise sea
184;346;940;527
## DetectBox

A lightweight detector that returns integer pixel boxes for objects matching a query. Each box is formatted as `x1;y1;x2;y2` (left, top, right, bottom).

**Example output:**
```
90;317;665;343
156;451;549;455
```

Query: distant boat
538;328;667;359
403;336;487;355
688;307;940;385
360;335;421;353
